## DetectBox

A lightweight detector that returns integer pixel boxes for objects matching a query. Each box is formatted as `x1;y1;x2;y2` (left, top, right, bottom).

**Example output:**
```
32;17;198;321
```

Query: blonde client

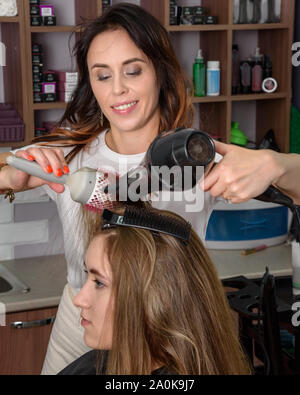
59;205;251;375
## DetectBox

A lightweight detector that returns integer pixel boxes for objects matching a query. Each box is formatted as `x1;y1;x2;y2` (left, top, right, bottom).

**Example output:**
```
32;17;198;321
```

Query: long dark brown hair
34;3;194;162
82;205;251;375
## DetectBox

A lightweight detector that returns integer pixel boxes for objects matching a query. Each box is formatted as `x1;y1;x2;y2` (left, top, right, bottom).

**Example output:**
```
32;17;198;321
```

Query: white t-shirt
14;130;217;289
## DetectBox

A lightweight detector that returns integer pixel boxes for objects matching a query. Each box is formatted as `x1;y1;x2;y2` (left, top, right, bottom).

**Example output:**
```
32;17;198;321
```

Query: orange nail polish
63;166;70;174
46;165;53;174
27;154;35;161
56;168;63;177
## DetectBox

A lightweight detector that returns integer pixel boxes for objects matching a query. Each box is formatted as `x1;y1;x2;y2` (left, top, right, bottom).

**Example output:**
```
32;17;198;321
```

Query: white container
0;0;18;16
205;199;292;250
206;61;220;96
233;0;282;24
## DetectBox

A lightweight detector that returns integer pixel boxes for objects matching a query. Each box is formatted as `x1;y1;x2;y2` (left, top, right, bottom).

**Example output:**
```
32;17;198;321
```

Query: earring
99;110;104;127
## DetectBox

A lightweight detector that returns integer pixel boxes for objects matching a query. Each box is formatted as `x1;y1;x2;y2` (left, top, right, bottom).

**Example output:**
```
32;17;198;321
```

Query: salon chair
223;269;300;375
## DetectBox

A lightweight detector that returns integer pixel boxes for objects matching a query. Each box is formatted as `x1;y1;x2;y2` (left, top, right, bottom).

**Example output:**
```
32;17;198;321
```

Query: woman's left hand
201;141;282;203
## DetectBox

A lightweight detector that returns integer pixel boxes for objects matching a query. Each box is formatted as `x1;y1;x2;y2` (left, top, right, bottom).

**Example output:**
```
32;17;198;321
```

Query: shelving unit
0;0;295;153
0;0;28;147
0;0;102;148
141;0;295;153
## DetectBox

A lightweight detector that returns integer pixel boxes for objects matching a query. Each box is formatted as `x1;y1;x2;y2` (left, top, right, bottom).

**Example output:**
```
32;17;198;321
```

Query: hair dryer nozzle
146;128;215;169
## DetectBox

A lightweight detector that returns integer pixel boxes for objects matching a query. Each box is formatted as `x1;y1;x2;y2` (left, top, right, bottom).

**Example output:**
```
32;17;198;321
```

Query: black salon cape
58;350;171;375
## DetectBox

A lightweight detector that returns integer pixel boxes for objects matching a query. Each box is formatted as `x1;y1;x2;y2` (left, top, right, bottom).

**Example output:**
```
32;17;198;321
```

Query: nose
112;73;128;96
73;281;91;310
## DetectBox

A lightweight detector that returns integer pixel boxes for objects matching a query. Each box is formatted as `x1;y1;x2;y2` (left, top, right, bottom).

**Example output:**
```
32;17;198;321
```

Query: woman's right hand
4;147;70;193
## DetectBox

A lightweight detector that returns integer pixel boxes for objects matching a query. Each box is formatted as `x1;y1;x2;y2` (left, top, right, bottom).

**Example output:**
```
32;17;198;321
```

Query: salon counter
0;244;292;314
208;242;292;280
0;254;67;313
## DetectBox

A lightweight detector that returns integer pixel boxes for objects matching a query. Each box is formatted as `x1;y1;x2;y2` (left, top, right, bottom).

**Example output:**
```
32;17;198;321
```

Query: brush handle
6;155;68;184
7;155;109;207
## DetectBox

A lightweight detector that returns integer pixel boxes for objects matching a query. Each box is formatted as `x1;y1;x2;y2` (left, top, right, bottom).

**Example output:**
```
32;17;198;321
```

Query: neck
106;121;160;155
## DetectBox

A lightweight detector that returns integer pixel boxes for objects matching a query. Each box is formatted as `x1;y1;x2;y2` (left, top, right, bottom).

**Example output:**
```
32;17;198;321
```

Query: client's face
74;234;113;349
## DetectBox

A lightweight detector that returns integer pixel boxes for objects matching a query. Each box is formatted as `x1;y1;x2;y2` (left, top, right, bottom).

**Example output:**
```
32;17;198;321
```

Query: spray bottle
193;49;205;97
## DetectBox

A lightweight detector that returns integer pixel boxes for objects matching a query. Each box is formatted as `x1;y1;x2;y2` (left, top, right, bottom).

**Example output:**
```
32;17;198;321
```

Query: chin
110;119;144;133
83;333;96;349
84;334;112;350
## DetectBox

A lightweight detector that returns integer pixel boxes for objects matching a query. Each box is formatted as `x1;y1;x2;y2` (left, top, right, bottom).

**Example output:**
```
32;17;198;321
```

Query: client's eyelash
93;279;104;289
83;269;104;289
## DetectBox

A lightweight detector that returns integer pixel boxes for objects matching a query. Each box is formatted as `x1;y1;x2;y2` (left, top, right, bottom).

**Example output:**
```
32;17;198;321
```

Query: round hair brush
6;155;115;211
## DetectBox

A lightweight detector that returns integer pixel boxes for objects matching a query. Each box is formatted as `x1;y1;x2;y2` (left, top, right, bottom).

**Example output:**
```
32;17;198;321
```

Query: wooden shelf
168;24;228;32
232;23;289;31
231;93;288;101
0;140;25;148
181;93;287;104
193;96;228;103
33;102;68;111
168;23;290;33
30;25;76;33
0;16;20;23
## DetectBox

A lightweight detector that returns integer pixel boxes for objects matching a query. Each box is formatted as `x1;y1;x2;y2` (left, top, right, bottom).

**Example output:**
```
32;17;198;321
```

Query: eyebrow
83;261;107;279
91;57;146;70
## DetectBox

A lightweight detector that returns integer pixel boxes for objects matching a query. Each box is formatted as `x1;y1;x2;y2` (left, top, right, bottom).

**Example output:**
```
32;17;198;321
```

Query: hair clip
101;206;191;244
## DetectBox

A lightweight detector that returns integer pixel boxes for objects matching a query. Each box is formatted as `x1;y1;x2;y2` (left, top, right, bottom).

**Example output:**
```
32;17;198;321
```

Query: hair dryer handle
255;185;294;209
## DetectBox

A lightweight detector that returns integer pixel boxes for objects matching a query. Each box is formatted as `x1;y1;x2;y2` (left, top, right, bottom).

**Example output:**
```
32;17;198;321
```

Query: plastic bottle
232;44;240;94
193;49;205;97
206;61;220;96
240;59;252;94
263;54;272;79
251;47;263;93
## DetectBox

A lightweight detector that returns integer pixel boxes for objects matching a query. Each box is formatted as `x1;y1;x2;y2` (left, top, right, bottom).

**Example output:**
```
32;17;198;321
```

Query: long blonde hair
82;205;251;375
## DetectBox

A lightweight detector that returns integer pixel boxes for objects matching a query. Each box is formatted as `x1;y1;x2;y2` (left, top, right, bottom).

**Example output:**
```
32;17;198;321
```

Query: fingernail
56;168;63;177
63;166;70;174
46;165;53;174
27;154;35;161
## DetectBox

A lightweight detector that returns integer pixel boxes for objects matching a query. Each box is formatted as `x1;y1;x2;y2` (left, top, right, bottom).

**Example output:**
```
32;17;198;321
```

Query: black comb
101;206;191;244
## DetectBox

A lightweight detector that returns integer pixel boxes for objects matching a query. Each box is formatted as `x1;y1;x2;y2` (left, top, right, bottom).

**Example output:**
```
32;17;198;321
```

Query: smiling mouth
112;101;138;111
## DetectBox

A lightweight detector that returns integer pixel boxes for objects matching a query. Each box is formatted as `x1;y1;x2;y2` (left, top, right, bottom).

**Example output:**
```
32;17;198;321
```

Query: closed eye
125;69;142;76
97;74;110;81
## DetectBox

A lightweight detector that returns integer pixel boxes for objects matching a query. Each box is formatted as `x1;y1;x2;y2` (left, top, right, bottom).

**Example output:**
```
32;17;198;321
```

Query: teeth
114;101;137;110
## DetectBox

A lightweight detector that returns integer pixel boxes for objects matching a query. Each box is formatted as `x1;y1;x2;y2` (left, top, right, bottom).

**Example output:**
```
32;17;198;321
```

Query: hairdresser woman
0;3;297;374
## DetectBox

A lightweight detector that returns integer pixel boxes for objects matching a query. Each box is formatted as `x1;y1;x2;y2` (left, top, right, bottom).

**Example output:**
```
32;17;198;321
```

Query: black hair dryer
105;127;296;213
105;127;216;198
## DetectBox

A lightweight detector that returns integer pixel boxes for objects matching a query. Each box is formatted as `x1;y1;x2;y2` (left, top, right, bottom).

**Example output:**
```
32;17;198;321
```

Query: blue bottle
207;61;220;96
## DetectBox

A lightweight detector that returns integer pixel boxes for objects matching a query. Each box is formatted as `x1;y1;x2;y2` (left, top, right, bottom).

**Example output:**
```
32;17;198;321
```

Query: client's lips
81;316;91;327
